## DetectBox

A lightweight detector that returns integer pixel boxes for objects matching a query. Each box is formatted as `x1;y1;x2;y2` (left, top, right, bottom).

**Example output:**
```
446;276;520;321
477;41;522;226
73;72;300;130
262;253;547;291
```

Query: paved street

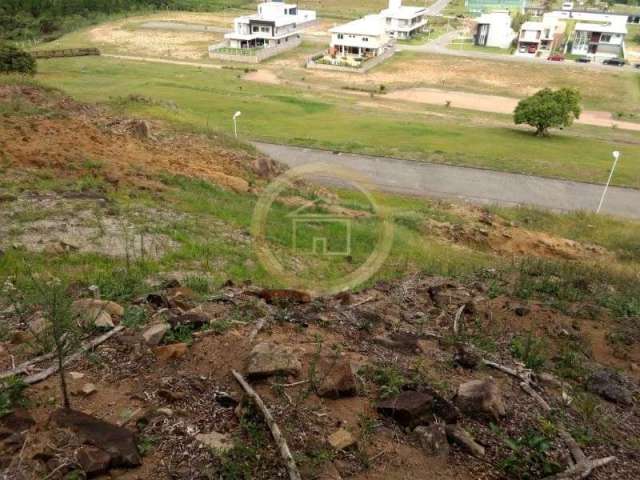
254;142;640;220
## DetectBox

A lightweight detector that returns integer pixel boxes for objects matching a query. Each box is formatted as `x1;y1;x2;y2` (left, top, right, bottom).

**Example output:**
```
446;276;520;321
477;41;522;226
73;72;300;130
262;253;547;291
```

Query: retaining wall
306;46;396;73
31;48;100;59
209;36;301;63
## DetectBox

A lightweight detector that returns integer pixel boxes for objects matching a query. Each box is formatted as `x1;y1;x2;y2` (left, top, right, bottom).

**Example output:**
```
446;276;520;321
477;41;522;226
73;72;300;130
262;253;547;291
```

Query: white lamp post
596;151;621;214
233;111;242;138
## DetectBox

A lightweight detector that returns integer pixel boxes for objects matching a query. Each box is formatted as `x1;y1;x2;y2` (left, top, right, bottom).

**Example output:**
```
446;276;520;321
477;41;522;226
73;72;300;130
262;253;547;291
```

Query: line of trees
0;0;249;42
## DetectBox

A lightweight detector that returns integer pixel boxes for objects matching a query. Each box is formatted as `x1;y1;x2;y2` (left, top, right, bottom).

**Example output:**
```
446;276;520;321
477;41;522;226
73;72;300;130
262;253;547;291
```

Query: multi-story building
515;16;564;56
329;14;391;58
379;0;427;40
473;10;516;49
570;21;627;59
224;1;316;50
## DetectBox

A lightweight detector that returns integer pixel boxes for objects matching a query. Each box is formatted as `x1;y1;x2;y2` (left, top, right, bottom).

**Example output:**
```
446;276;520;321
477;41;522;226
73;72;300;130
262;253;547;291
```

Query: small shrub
510;332;547;370
361;364;407;399
0;43;36;75
0;376;28;417
493;425;563;479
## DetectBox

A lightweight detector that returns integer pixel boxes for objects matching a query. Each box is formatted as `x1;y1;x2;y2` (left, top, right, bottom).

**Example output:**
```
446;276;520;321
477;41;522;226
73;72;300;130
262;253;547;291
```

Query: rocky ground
1;80;639;480
1;271;639;480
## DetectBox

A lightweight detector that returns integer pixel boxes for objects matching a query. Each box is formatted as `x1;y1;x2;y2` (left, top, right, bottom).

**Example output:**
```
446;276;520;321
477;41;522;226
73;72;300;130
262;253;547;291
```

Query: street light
596;151;621;214
233;111;242;138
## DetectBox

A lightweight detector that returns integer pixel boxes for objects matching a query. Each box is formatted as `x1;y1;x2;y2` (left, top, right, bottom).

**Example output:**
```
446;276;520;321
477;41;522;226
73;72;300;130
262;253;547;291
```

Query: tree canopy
513;88;582;137
0;43;36;75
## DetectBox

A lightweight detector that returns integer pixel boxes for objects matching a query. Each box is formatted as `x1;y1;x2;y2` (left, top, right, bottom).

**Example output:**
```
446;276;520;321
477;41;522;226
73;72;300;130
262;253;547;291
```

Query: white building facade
380;0;427;39
329;15;391;58
224;1;316;49
570;21;626;59
474;10;516;49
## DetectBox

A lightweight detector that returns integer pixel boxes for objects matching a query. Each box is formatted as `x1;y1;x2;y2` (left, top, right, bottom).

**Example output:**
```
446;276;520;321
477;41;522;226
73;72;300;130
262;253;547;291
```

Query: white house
329;14;391;58
379;0;427;39
515;15;564;56
224;1;316;50
473;10;516;49
570;21;627;59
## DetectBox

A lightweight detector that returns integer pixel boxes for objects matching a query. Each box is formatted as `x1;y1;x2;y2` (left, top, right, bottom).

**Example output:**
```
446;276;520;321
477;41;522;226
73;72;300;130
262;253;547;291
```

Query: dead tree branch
232;369;301;480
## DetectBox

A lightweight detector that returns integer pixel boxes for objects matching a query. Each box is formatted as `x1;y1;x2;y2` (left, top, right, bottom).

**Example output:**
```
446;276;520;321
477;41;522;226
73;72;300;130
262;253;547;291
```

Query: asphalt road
254;142;640;220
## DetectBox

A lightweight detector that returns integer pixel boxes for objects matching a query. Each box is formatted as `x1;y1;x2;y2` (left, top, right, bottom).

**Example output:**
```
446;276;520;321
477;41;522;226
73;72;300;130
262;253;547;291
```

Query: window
252;26;259;33
337;33;344;39
600;34;612;43
362;37;369;42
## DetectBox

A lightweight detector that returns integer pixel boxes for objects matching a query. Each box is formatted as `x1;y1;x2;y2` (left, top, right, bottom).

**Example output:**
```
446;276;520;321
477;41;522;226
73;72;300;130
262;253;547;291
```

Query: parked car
602;58;626;67
575;56;591;63
548;54;565;62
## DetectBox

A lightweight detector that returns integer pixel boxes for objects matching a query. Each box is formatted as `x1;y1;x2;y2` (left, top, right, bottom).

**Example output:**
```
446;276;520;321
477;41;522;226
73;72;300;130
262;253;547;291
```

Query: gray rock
246;342;301;378
196;432;233;454
415;424;449;457
142;322;171;346
455;378;506;421
586;369;633;405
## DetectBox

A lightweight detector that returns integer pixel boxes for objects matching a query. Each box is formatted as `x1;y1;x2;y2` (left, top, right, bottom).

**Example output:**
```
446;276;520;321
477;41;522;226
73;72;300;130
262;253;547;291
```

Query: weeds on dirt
491;424;563;480
360;363;407;399
121;305;149;330
510;332;548;371
0;376;28;417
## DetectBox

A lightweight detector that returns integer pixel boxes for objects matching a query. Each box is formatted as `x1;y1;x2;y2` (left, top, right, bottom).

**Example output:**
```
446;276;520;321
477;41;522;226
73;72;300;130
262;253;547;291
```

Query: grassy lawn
447;39;513;55
35;56;640;188
628;23;640;49
375;52;640;116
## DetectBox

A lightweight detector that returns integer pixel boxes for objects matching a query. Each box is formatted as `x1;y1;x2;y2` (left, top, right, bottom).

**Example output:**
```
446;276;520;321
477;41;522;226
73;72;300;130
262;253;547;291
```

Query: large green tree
514;88;582;137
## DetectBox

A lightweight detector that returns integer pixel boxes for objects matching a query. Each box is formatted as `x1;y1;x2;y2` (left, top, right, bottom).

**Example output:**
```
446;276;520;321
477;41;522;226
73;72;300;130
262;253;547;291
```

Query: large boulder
585;369;634;405
246;342;301;378
455;378;506;421
51;409;141;468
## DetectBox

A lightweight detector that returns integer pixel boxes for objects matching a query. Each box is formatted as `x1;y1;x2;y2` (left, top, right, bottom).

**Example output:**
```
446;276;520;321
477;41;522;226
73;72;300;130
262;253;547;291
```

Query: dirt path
385;87;640;132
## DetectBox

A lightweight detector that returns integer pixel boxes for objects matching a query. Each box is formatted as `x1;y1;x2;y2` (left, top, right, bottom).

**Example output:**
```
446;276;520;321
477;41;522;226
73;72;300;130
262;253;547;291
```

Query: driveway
254;142;640;220
425;0;452;15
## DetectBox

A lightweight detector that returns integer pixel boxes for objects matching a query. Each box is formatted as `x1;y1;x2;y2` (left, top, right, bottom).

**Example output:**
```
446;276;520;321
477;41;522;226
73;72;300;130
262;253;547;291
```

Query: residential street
254;142;640;219
425;0;452;15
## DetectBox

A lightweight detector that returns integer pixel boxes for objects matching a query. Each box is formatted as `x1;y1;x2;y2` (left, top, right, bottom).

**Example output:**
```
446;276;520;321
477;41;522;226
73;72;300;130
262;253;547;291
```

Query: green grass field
35;56;640;188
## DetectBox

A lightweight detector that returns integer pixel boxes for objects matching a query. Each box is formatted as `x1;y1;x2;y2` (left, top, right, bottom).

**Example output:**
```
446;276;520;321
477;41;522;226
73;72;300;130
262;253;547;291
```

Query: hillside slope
0;81;639;480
